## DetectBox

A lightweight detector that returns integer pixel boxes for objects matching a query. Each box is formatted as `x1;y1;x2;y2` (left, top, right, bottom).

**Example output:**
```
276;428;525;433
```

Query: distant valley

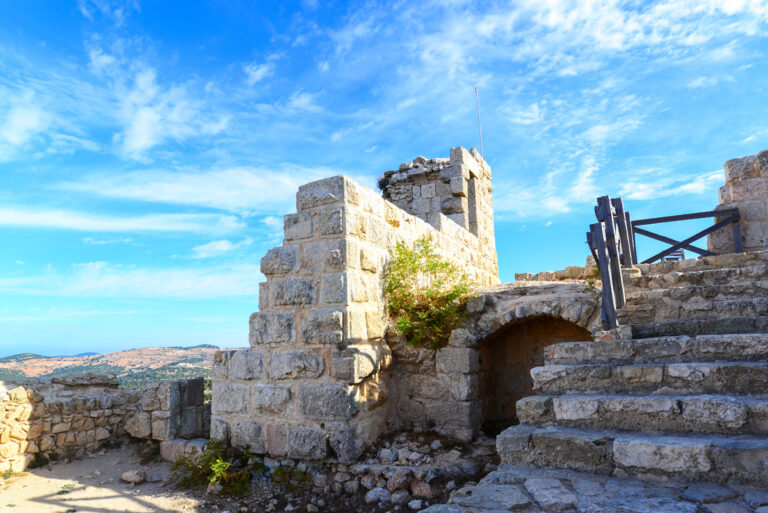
0;345;224;387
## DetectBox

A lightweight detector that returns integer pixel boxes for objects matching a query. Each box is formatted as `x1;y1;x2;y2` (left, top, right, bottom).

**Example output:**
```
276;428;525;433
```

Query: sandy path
0;445;203;513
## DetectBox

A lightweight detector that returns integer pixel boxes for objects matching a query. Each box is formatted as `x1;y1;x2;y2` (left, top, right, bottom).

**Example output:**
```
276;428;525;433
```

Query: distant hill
0;345;224;387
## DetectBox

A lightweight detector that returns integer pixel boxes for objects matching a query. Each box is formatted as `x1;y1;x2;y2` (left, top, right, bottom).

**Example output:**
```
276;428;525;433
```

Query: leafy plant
1;470;13;480
57;484;75;495
135;441;160;464
384;235;474;349
582;264;601;296
99;439;124;450
171;440;257;496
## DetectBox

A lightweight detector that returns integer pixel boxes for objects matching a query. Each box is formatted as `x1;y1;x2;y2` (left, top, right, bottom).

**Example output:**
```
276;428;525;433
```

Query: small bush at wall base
28;452;50;469
171;440;263;497
384;235;474;350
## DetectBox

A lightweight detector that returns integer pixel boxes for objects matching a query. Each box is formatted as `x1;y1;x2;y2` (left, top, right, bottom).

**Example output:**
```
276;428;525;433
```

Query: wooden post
591;222;618;330
612;198;633;267
626;211;638;265
597;196;626;309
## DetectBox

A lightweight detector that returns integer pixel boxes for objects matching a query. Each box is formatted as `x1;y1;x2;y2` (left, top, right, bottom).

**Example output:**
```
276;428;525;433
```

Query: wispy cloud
0;207;243;234
0;262;262;299
57;166;345;215
192;238;253;258
244;62;275;85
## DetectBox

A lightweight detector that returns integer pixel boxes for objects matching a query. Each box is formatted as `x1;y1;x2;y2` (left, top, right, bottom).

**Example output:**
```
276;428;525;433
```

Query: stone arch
477;314;594;435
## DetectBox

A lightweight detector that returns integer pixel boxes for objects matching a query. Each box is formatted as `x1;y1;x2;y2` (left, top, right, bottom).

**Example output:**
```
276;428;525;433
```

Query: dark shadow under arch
478;315;593;436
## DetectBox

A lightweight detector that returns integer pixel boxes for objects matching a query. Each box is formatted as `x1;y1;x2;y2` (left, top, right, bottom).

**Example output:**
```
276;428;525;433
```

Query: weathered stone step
517;393;768;435
618;297;768;323
627;262;768;290
625;281;768;303
531;362;768;395
636;250;768;277
631;317;768;338
544;334;768;365
497;424;768;486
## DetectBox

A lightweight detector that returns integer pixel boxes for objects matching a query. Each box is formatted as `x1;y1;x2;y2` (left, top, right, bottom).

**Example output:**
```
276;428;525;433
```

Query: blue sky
1;0;767;356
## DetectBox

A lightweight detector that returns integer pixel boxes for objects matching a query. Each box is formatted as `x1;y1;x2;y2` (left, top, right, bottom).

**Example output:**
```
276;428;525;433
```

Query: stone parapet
709;150;768;253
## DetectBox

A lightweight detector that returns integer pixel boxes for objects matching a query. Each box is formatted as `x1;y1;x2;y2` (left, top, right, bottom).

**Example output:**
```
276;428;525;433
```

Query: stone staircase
497;250;768;487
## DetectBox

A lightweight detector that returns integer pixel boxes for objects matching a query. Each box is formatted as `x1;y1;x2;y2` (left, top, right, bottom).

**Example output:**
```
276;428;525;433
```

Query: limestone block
269;277;316;306
210;417;229;441
266;423;287;457
321;273;347;304
524;478;577;512
7;387;27;403
730;177;768;203
613;436;711;473
39;435;54;452
436;348;479;374
151;411;179;441
286;424;326;460
724;155;758;182
284;213;313;240
553;397;600;421
451;485;531;510
260;246;298;276
300;240;346;273
316;207;344;236
758;150;768;176
450;176;467;197
250;385;291;414
157;381;181;411
744;222;768;250
681;396;746;429
345;309;367;342
331;344;388;384
159;439;187;462
182;377;205;407
448;329;477;348
365;311;387;340
212;351;231;378
425;401;478;434
301;309;344;345
421;182;436;199
249;312;295;345
360;248;379;273
94;427;110;441
211;383;248;413
446;374;479;401
125;412;152;439
229;350;265;380
330;427;365;464
299;384;359;421
231;420;265;453
268;350;324;379
297;176;350;210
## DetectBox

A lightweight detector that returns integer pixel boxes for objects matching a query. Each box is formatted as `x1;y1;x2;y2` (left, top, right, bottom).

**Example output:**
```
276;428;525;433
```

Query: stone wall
709;149;768;253
212;147;501;463
379;147;497;267
124;377;210;441
0;374;140;473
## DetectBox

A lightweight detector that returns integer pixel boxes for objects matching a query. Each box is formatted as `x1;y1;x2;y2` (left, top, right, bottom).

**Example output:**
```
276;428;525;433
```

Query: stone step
544;334;768;365
531;362;768;396
497;424;768;486
618;297;768;323
625;281;768;303
517;393;768;436
631;317;768;338
627;262;768;290
636;250;768;278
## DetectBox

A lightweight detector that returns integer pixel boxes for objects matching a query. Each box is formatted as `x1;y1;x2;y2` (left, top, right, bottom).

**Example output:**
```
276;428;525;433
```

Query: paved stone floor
422;464;768;513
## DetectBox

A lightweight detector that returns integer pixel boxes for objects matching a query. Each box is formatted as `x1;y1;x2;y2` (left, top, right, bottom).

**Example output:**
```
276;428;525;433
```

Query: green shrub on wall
384;235;473;350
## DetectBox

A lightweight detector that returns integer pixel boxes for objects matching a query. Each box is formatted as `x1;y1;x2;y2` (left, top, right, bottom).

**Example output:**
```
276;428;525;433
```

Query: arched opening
478;315;593;436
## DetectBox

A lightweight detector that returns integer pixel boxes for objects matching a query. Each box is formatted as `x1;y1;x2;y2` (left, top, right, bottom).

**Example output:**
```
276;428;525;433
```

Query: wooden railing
586;196;742;330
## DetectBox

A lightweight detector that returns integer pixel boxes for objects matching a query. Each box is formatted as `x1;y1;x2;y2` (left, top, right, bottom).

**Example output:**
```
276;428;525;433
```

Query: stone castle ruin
3;147;768;509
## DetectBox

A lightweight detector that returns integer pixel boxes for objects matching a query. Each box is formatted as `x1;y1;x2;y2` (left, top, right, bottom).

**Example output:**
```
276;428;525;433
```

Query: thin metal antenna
474;83;484;159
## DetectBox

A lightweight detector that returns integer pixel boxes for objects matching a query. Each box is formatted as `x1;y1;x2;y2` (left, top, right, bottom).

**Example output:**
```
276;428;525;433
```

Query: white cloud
0;94;49;147
58;166;344;215
244;62;274;85
618;170;723;201
192;238;253;258
0;207;243;234
288;91;322;112
83;237;133;245
0;262;262;299
116;68;230;159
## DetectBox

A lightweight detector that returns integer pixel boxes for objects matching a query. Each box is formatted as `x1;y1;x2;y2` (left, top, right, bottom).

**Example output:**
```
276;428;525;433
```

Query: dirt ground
0;445;203;513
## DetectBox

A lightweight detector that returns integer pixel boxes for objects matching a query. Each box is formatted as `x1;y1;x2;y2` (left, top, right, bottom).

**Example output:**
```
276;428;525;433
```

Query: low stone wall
514;256;597;283
212;148;501;464
709;149;768;253
125;378;210;441
0;374;140;473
